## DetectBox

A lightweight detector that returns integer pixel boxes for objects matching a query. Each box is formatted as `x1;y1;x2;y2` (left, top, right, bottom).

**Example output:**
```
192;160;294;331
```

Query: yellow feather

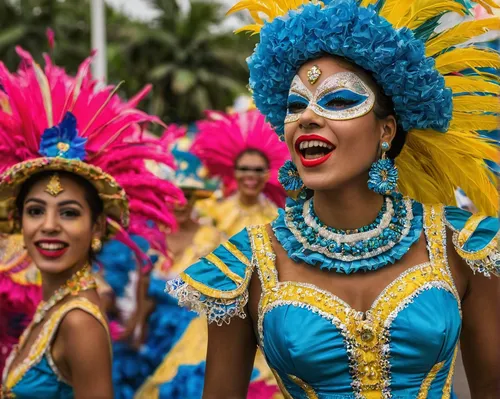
379;0;412;23
451;112;500;132
445;75;500;95
227;0;310;33
475;0;500;14
360;0;378;7
426;18;500;56
398;0;467;30
453;95;500;113
399;129;498;215
435;47;500;74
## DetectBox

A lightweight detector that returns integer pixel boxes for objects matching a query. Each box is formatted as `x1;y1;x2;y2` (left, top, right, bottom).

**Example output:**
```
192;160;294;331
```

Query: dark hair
234;148;270;169
16;171;104;223
331;56;408;159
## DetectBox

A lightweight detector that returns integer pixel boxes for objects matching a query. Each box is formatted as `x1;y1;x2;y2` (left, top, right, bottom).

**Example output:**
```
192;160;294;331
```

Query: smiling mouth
295;135;335;167
34;240;69;258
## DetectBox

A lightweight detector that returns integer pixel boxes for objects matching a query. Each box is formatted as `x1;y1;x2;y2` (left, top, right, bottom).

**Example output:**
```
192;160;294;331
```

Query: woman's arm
203;313;257;399
459;263;500;398
60;309;114;399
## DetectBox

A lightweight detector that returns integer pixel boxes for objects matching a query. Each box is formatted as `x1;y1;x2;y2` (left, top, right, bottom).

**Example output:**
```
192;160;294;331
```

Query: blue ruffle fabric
95;235;151;297
272;197;424;274
158;362;206;399
157;361;261;399
39;111;87;160
111;293;195;399
248;0;452;136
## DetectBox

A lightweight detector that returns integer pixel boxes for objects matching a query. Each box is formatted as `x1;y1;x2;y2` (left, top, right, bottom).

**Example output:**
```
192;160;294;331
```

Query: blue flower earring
279;160;304;192
368;142;398;195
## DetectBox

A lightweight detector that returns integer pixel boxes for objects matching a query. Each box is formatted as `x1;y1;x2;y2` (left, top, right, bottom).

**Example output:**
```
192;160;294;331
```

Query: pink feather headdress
192;109;289;207
0;47;183;251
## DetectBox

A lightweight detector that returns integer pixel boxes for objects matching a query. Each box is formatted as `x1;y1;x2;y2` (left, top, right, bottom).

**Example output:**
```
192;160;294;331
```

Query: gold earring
91;238;102;253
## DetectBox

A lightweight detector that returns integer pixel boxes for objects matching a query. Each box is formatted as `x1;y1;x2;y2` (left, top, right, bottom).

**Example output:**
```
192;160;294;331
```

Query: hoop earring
368;142;398;195
91;238;102;253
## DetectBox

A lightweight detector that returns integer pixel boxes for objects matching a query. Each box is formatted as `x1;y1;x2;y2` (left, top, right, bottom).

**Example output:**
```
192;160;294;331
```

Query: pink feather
0;49;183;264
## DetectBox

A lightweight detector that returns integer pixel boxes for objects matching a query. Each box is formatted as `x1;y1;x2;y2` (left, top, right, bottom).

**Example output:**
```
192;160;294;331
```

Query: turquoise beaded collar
272;195;424;274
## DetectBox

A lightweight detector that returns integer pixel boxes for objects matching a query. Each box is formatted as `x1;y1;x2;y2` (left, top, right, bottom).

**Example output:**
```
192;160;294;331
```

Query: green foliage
0;0;256;126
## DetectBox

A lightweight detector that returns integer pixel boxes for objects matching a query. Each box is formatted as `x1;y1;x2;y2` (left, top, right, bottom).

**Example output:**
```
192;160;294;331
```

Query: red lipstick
295;134;335;168
35;239;69;259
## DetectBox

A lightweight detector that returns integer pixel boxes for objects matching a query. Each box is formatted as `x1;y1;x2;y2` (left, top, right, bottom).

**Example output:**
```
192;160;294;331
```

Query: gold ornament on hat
45;174;64;197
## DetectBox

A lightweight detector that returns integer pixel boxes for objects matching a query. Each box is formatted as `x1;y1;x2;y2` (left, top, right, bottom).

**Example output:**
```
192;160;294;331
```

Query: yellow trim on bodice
1;297;109;398
249;204;460;399
417;361;445;398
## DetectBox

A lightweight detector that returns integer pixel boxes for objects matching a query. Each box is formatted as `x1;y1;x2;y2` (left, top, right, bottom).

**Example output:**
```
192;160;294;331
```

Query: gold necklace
33;264;97;324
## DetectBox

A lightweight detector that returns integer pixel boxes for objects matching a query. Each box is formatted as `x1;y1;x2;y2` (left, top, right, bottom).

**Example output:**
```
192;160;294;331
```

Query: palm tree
0;0;132;75
114;0;257;125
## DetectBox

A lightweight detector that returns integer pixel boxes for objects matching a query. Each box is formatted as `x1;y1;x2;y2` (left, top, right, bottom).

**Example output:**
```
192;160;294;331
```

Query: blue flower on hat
39;111;87;160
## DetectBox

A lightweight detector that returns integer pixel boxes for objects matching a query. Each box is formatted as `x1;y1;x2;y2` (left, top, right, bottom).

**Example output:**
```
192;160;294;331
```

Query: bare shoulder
58;305;109;347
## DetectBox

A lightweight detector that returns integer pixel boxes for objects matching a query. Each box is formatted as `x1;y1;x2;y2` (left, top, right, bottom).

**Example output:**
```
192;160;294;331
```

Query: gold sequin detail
251;204;459;398
417;361;445;398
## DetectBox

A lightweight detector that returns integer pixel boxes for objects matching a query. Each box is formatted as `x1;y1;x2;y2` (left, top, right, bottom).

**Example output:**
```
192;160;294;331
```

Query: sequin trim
166;250;254;326
2;297;109;395
252;205;458;399
417;360;445;398
288;374;319;399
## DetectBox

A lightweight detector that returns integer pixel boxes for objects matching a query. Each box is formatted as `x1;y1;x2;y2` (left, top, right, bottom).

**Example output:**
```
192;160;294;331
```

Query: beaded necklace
272;194;424;273
33;264;96;324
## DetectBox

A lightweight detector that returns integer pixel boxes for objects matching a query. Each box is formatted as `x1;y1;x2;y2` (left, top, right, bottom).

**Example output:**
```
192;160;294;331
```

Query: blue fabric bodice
168;203;499;398
2;298;109;399
8;357;73;399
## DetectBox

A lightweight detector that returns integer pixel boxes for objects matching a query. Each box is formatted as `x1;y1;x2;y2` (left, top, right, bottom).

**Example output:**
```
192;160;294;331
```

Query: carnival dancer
167;1;500;398
0;47;182;398
193;109;289;238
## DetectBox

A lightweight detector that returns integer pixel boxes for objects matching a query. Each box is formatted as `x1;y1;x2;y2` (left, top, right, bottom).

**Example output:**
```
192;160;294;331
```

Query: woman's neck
313;179;384;231
40;260;89;301
178;218;200;232
238;192;259;207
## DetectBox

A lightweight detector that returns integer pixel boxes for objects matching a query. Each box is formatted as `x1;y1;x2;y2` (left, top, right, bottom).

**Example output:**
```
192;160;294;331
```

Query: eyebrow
24;198;84;209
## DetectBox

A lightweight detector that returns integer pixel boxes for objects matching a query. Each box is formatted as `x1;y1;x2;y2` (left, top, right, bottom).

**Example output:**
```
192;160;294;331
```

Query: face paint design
285;72;376;124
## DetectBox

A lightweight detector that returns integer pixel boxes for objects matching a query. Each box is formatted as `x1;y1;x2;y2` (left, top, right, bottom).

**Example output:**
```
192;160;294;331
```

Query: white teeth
39;243;65;250
299;140;334;150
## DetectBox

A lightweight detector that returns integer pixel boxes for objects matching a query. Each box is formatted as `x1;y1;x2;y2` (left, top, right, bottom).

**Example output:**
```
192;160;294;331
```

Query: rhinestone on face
307;65;322;85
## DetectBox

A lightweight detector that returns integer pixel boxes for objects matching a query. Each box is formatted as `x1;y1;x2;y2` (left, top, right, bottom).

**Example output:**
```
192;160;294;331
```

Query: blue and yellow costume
1;298;109;399
169;203;498;397
167;0;499;397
